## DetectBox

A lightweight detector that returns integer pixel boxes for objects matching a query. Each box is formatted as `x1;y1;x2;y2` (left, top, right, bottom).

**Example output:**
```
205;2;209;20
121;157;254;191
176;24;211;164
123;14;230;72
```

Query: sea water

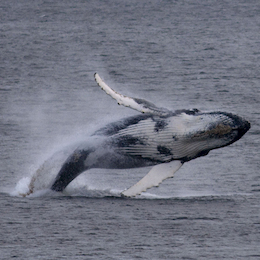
0;0;259;259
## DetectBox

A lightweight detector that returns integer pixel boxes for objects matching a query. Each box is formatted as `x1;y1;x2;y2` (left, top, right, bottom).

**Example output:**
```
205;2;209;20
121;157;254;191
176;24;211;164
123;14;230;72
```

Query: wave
11;173;249;201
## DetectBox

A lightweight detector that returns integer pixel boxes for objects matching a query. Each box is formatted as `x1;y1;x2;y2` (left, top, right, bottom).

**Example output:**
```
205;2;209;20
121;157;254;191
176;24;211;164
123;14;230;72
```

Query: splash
12;139;80;197
12;137;124;198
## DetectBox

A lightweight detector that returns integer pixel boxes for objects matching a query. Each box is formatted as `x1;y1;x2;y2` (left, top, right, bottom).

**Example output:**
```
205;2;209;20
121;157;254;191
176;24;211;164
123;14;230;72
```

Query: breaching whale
49;73;250;197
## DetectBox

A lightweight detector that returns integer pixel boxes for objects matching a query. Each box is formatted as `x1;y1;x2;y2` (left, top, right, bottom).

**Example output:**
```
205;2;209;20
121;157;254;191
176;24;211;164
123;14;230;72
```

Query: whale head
196;112;250;145
174;111;251;161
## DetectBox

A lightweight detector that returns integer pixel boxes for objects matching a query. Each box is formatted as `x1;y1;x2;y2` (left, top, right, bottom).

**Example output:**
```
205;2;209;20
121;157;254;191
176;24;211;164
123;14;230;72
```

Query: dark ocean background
0;0;259;259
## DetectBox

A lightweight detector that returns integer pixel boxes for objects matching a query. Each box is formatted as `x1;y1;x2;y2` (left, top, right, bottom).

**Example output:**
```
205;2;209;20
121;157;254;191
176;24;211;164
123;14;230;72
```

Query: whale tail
51;149;92;192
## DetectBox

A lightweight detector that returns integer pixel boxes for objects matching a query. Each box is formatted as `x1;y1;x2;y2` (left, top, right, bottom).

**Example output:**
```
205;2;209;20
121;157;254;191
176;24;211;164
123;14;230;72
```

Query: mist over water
1;0;259;259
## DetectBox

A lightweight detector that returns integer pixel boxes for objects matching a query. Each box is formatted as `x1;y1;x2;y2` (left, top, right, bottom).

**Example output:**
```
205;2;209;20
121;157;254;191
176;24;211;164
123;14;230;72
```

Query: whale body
49;73;250;197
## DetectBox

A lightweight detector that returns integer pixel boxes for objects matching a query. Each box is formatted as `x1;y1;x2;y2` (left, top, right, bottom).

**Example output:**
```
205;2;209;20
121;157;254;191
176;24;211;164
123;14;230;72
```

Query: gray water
1;0;260;259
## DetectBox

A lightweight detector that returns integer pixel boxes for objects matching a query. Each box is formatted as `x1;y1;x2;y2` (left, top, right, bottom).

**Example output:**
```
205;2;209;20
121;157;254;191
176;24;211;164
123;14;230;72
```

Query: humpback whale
49;73;250;197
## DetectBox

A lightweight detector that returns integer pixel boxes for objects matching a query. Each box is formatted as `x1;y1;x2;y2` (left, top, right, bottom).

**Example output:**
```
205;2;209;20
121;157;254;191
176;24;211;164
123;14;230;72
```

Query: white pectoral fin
122;160;183;197
94;73;169;116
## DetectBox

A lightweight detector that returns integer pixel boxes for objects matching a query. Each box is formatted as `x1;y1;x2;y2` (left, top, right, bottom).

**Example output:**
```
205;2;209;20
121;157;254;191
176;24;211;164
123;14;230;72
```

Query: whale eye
185;108;200;115
191;108;200;113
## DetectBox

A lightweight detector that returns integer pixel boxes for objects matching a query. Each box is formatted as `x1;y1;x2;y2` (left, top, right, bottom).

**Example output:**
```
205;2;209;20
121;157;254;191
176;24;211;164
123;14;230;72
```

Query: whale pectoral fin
121;160;183;197
94;73;170;116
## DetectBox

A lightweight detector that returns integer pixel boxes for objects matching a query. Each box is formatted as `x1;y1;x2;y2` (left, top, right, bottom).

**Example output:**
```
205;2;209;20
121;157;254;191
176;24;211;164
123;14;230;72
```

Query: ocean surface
1;0;260;259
